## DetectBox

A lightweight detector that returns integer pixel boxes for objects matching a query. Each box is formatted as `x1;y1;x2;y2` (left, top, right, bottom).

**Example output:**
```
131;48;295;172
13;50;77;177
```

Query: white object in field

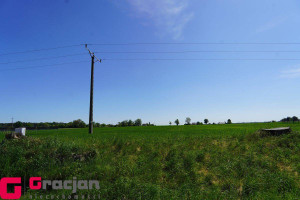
15;128;26;136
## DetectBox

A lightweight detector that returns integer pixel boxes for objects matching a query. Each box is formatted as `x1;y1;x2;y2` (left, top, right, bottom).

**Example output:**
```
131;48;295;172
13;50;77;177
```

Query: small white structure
15;128;26;136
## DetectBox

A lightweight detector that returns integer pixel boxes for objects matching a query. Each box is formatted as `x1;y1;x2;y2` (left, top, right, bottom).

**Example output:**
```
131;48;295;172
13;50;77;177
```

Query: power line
93;50;300;54
1;53;87;64
0;53;88;64
4;57;300;72
3;50;300;65
103;58;300;61
0;44;83;56
2;42;300;56
0;60;89;72
4;50;300;64
88;42;300;46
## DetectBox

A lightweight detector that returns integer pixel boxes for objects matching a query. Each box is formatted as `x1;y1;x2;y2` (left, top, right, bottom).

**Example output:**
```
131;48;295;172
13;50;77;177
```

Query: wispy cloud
125;0;194;39
281;65;300;78
256;16;289;33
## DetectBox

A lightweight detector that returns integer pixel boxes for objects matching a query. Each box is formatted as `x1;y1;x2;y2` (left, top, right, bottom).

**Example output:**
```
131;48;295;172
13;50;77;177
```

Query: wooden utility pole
85;44;101;134
89;55;94;134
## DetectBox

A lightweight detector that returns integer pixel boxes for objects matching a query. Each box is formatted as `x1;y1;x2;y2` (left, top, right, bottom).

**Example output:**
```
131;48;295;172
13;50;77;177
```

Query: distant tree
95;123;100;127
67;122;73;128
14;121;23;128
72;119;86;128
204;119;209;124
134;119;142;126
26;123;34;128
175;119;180;126
196;121;202;125
120;120;128;127
281;118;286;122
52;122;58;128
57;122;65;128
128;120;134;126
169;121;172;125
227;119;232;124
292;116;299;123
100;123;106;127
43;123;50;128
185;117;191;125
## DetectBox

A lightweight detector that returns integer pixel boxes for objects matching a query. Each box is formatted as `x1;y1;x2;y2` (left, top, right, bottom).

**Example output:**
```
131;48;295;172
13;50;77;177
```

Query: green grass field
0;123;299;199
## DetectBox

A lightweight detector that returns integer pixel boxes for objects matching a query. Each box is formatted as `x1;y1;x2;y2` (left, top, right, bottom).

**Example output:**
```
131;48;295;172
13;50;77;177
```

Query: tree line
171;118;232;126
2;116;297;130
0;119;87;129
0;118;153;130
280;116;299;123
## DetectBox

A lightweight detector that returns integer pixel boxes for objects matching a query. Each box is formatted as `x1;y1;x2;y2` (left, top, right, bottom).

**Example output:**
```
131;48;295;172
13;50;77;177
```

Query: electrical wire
88;42;300;46
2;42;300;55
3;57;300;72
4;50;300;65
93;50;300;54
102;58;300;61
0;44;83;56
2;42;300;56
0;60;89;72
0;53;88;64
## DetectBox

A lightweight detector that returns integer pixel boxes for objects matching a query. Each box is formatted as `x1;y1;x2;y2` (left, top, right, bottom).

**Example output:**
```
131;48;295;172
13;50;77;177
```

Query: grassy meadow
0;123;299;199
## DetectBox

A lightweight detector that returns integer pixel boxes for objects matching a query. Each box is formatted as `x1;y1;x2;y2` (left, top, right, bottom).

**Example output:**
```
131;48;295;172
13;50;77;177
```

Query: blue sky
1;0;300;125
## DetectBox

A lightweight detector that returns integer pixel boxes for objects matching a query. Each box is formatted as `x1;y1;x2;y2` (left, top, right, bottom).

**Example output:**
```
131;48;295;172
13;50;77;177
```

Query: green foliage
14;121;23;128
281;116;299;123
71;119;86;128
185;117;191;125
117;119;145;127
0;120;88;129
204;119;209;124
196;121;202;125
134;119;142;126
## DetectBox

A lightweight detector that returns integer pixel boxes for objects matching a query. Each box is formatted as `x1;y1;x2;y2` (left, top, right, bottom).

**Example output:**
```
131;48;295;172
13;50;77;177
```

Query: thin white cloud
281;65;300;78
125;0;194;39
256;16;288;33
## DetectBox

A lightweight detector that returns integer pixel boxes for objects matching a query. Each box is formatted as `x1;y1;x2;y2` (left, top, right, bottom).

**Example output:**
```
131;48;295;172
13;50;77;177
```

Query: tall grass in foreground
0;123;299;199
